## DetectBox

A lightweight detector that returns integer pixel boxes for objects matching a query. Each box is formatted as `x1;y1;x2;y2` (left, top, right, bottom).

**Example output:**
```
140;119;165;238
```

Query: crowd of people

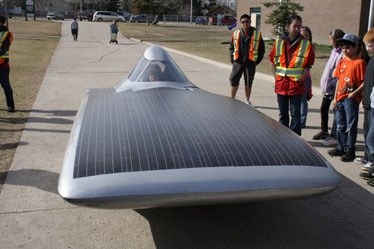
229;13;374;187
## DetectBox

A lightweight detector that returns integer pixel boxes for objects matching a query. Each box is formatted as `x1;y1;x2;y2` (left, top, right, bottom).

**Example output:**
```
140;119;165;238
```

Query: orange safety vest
273;38;312;81
232;29;261;62
0;31;12;64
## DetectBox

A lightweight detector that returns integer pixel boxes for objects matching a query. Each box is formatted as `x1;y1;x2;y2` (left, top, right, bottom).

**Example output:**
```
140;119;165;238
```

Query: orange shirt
334;57;366;102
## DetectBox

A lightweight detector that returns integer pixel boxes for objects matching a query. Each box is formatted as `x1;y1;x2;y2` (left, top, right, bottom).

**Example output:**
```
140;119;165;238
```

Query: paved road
0;21;373;249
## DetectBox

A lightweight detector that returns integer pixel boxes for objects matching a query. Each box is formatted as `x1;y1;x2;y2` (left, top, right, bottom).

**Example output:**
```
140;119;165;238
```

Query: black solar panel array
73;88;327;178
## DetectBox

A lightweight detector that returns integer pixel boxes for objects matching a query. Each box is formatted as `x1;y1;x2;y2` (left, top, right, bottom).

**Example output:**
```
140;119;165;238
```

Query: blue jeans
277;94;302;135
335;98;359;151
300;92;308;128
300;78;311;128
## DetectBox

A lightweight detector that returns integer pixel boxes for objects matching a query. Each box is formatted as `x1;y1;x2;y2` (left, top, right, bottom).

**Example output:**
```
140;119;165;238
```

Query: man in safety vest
269;14;315;135
229;14;265;105
0;15;14;112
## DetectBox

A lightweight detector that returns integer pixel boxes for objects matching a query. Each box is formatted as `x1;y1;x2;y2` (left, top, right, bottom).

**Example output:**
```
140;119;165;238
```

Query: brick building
237;0;373;44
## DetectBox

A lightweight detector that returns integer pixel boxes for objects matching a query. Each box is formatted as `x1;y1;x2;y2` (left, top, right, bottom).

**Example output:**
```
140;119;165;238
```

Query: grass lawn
118;22;332;85
0;19;60;191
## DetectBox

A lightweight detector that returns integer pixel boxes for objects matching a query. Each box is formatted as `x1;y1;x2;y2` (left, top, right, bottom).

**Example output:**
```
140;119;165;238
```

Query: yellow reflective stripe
232;30;240;59
276;67;304;80
1;51;9;58
274;39;284;66
250;31;261;61
0;31;8;43
294;39;309;68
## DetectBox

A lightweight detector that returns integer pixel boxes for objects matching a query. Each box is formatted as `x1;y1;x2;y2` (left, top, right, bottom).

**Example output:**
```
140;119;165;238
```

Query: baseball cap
336;33;359;46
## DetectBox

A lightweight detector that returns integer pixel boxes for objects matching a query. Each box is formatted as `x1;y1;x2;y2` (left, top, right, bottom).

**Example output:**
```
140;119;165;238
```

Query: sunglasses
241;20;250;24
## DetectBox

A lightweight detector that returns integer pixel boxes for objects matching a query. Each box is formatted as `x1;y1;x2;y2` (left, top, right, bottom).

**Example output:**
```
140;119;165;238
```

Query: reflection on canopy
115;45;194;92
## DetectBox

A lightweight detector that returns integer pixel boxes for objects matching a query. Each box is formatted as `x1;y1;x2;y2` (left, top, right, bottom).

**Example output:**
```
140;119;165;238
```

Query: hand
332;99;337;109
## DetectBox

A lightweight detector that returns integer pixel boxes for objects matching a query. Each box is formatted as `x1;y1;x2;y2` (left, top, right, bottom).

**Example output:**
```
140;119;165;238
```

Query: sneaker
246;100;252;105
361;162;374;171
7;106;15;113
313;131;329;140
360;170;374;180
341;150;356;162
354;157;367;164
321;137;338;147
367;178;374;187
327;148;344;157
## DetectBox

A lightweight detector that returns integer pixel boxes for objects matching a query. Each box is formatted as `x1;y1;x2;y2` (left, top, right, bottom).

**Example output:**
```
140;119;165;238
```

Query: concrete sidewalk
0;21;373;249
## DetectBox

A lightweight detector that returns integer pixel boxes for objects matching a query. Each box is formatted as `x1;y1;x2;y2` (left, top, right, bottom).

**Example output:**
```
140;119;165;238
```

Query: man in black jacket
229;14;265;105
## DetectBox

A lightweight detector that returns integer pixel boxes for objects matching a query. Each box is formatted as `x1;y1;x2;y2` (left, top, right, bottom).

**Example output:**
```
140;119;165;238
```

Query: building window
250;7;261;31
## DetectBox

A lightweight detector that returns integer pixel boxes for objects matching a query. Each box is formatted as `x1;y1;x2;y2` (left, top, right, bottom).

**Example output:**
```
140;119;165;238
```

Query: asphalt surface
0;21;373;249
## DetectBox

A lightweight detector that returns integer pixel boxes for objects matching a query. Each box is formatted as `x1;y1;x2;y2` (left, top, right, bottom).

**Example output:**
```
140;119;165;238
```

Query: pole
369;0;374;30
190;0;192;23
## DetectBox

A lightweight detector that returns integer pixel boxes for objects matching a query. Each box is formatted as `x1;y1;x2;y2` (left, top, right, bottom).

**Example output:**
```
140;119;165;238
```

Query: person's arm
229;32;235;63
268;43;276;79
256;34;265;65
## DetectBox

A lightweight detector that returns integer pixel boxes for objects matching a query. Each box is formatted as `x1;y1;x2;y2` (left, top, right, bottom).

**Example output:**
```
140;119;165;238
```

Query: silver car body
58;45;340;209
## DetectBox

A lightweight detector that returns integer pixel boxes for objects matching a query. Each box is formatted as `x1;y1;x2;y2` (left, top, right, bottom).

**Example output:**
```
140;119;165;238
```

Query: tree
120;0;132;11
104;0;121;12
263;0;303;36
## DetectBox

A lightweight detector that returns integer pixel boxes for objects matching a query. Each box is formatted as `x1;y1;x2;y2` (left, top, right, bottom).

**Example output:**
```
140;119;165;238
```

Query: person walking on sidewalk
0;15;14;112
328;33;367;162
229;14;265;105
312;29;345;145
71;18;79;41
269;14;315;135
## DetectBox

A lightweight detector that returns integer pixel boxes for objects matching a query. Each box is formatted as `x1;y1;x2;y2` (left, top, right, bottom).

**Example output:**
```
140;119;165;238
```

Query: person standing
269;14;315;135
229;14;265;105
71;18;79;41
0;15;14;112
312;29;345;145
328;33;367;162
300;26;314;128
359;28;374;171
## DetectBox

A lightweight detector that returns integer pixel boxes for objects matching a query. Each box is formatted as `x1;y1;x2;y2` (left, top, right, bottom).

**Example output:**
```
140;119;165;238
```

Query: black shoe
360;170;374;180
367;178;374;187
341;150;356;162
328;148;344;157
313;131;329;140
7;106;15;112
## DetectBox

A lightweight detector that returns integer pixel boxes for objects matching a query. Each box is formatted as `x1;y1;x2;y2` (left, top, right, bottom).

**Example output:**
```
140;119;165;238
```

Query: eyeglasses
241;20;250;24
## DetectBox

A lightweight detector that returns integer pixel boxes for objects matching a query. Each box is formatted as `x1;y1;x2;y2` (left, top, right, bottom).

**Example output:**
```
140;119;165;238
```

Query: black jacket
229;27;265;65
363;56;374;109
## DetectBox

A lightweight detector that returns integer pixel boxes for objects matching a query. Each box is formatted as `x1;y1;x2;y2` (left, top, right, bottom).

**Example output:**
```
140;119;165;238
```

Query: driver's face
149;73;159;81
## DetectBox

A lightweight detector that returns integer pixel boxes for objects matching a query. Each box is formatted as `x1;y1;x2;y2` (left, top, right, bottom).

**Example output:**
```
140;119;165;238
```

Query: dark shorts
229;61;256;87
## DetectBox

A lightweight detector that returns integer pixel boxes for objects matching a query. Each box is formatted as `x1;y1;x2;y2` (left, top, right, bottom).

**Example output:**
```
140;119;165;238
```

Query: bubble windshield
127;46;190;83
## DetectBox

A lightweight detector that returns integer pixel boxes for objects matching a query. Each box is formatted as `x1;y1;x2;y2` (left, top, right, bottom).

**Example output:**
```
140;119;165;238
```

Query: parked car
195;16;208;25
117;11;131;21
78;10;95;21
92;11;125;22
129;14;150;23
209;15;236;26
46;12;65;20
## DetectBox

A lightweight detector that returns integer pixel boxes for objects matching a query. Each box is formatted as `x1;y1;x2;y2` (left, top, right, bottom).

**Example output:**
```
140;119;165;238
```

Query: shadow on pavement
137;175;374;249
0;169;59;195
